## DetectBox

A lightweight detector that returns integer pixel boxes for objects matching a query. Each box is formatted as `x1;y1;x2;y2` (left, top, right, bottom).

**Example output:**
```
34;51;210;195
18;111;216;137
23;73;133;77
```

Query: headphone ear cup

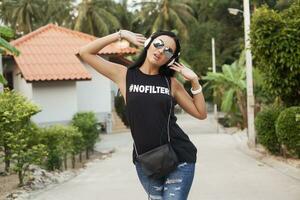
144;37;151;48
168;52;180;67
167;59;175;66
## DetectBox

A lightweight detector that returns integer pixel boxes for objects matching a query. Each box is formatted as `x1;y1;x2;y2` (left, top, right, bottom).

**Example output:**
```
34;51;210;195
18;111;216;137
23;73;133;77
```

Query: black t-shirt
125;67;197;164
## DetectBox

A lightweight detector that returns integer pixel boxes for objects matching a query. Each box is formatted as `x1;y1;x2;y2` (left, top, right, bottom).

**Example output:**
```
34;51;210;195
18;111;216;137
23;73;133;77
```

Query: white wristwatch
190;85;202;95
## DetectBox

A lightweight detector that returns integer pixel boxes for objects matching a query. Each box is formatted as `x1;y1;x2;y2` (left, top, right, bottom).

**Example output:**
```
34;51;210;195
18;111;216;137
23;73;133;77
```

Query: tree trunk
64;154;67;170
72;154;76;169
79;152;82;163
86;148;89;160
4;144;11;173
18;170;23;186
281;144;288;159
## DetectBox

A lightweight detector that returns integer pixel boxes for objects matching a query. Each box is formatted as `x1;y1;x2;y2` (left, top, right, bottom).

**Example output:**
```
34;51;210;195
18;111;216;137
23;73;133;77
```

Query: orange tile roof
8;23;138;81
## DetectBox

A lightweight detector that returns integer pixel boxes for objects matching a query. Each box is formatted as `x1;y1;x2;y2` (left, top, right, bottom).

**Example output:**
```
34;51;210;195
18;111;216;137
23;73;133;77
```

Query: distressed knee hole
175;187;181;191
169;193;175;196
149;194;163;200
178;162;187;168
165;178;183;184
153;185;163;191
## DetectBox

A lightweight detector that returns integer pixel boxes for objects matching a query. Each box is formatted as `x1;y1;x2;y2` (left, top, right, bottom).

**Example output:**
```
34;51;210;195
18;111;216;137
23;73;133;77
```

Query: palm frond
221;89;235;112
0;74;8;85
169;8;187;38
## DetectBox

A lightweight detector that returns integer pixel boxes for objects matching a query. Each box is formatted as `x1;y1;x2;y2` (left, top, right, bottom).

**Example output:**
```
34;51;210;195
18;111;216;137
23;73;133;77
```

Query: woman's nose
157;48;164;54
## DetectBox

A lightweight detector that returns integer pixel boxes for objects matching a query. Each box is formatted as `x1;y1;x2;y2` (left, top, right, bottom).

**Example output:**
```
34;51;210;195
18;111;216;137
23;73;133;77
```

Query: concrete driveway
29;113;300;200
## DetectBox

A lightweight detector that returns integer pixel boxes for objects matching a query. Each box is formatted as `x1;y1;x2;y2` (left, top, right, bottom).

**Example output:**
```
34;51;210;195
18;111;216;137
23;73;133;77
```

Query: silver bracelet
190;85;202;95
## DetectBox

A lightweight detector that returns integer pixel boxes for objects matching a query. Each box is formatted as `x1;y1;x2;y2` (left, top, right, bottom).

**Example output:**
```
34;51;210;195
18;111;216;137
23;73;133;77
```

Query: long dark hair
128;30;181;77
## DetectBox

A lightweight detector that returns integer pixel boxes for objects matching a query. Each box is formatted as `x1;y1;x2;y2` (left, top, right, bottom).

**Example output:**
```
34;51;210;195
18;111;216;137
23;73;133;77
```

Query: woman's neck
139;59;160;75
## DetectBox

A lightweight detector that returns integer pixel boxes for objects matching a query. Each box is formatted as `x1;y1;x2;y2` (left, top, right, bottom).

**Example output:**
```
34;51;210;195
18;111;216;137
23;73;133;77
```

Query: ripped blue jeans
135;161;195;200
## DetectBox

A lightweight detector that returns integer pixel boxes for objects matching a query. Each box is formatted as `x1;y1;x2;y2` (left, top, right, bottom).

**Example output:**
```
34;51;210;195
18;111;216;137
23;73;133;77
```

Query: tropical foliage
275;106;300;158
0;87;101;185
0;88;43;185
132;0;197;39
0;26;20;85
74;0;121;36
250;1;300;106
203;51;247;128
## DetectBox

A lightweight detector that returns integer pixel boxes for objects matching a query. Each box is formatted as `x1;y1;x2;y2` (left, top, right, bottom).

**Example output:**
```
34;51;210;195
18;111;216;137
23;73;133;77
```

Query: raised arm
78;30;146;84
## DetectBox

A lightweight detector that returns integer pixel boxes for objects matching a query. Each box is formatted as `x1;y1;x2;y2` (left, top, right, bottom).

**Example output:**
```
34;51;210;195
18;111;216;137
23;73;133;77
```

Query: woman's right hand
120;30;147;47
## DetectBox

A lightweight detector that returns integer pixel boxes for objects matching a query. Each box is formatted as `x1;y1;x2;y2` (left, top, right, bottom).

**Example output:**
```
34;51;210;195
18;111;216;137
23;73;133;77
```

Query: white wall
30;81;77;125
13;66;33;99
76;57;112;117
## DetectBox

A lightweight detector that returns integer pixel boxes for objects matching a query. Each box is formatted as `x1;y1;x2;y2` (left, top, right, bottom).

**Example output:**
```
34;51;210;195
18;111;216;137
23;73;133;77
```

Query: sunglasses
152;38;174;59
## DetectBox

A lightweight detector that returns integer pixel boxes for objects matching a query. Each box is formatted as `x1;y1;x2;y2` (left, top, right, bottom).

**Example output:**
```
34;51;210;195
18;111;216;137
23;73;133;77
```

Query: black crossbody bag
134;76;179;179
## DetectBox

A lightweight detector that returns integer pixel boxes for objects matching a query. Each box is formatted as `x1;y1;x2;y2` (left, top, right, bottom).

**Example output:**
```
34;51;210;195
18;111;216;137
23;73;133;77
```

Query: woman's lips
153;54;160;61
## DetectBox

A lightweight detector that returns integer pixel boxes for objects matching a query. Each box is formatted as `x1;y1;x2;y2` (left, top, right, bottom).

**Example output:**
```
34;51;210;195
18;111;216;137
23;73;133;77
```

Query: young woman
79;30;207;200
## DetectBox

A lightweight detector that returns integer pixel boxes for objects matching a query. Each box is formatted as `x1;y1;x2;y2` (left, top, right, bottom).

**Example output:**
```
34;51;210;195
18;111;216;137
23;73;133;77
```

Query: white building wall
76;57;112;122
13;67;33;99
30;81;77;125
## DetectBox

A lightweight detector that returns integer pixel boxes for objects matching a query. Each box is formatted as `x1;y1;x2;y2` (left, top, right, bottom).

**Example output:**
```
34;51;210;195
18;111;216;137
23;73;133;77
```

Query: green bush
59;125;83;170
40;125;64;171
70;130;84;168
71;112;99;159
40;125;81;171
254;106;284;155
0;88;41;173
275;106;300;158
9;121;47;186
250;2;300;106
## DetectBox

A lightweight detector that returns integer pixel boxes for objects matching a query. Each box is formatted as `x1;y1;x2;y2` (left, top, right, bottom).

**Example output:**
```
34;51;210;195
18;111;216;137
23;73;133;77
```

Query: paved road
29;113;300;200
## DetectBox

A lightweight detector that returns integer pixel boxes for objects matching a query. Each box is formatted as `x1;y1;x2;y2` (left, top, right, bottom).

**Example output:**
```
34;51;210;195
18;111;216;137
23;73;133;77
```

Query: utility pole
228;0;256;147
243;0;256;148
211;38;219;133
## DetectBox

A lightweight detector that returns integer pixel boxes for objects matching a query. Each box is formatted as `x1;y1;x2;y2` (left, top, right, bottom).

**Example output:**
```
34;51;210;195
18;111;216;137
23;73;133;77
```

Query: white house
3;24;137;133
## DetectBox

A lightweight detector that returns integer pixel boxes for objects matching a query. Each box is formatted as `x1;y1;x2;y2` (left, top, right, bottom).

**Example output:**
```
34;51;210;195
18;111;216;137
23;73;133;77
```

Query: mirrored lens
164;50;174;59
152;39;164;48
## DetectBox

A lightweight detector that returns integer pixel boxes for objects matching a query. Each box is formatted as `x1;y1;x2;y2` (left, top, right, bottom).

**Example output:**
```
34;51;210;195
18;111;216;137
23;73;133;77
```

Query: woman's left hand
169;62;199;81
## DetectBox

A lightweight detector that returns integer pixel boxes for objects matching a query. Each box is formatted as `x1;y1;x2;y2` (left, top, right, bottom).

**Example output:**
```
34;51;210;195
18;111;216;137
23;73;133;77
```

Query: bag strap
133;76;173;156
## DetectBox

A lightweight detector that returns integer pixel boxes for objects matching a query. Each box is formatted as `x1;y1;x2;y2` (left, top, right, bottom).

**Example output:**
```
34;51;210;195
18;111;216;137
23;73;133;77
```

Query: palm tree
113;0;134;30
0;26;20;88
203;51;247;128
74;0;121;37
41;0;75;28
133;0;197;39
0;0;44;34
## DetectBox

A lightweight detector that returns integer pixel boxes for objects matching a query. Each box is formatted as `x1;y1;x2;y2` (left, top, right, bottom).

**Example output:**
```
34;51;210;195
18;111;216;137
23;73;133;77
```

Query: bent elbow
78;46;91;58
78;48;85;57
197;112;207;120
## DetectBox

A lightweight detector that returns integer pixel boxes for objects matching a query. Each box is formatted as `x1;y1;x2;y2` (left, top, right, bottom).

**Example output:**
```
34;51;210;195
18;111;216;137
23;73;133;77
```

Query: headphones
144;36;180;67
